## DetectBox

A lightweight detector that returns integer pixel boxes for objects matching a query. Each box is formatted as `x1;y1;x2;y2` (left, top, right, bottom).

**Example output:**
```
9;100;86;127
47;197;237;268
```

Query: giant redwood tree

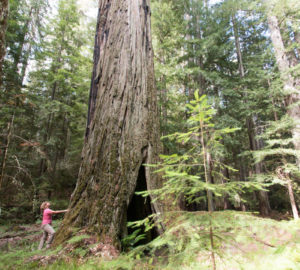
54;0;162;247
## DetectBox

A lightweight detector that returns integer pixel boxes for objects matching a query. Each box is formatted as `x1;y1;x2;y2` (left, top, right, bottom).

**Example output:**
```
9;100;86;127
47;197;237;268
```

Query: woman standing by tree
38;202;68;250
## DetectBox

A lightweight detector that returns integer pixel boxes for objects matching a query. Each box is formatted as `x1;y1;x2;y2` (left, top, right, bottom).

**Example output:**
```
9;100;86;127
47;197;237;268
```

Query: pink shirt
42;208;53;225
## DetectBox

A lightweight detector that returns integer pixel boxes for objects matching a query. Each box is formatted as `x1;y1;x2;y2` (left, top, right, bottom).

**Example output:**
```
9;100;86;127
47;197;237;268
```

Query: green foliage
145;93;263;209
67;234;90;244
254;116;299;173
252;113;300;216
121;229;146;251
0;0;94;218
99;212;300;270
150;0;298;213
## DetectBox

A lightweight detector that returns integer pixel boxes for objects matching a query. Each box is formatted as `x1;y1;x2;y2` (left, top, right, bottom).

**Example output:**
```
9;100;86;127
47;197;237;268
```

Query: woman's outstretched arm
52;209;69;214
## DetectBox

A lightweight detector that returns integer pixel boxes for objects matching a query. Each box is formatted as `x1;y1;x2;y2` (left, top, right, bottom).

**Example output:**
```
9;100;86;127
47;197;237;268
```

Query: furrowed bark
54;0;162;247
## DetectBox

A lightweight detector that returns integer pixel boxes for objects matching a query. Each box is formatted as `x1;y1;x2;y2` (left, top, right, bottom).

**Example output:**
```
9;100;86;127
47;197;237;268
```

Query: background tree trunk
0;113;14;191
265;6;299;218
233;13;270;215
54;0;162;248
267;13;300;161
0;0;9;87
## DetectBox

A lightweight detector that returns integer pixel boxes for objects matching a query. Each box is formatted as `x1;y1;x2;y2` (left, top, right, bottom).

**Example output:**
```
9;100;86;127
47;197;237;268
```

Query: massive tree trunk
0;0;9;87
54;0;162;248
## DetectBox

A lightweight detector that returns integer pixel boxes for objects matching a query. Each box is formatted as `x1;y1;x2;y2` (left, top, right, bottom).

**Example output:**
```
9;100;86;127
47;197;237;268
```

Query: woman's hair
40;201;50;210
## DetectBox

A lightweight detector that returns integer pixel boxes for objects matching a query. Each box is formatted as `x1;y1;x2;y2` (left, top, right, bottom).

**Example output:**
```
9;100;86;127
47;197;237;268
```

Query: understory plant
133;92;267;269
144;91;264;209
253;115;300;220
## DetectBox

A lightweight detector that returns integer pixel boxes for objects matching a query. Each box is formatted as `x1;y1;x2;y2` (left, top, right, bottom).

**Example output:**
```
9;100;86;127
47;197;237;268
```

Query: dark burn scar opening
126;165;158;245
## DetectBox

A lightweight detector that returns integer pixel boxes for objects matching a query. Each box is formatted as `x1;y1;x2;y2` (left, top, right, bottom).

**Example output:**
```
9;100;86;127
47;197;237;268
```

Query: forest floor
0;211;300;270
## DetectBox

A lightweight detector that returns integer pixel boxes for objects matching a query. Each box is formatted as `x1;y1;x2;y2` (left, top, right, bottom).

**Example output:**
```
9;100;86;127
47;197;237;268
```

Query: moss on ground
0;211;300;269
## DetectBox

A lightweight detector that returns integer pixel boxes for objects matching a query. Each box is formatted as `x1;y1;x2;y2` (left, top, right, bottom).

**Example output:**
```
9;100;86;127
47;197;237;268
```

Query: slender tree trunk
222;167;233;210
206;150;214;212
232;15;245;77
199;119;214;212
54;0;162;248
196;14;205;95
268;79;279;121
286;178;299;220
11;7;33;86
238;162;247;211
20;42;32;86
17;7;33;86
0;113;14;191
233;14;271;216
276;167;299;220
294;31;300;58
38;43;63;175
0;0;9;87
246;118;271;216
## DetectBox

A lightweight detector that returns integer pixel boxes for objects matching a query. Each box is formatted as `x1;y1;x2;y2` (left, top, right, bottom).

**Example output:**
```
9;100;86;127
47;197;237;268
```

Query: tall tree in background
28;0;92;200
2;0;48;90
230;1;271;216
150;0;285;214
0;0;93;218
265;0;300;158
0;0;8;86
55;0;162;247
258;0;300;219
0;0;49;193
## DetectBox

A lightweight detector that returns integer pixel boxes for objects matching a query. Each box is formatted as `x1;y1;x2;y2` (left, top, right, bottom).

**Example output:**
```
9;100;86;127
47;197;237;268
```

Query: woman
38;201;68;250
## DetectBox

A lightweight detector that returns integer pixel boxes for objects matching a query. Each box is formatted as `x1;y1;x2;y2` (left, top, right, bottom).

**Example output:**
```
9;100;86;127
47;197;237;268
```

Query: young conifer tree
145;91;263;212
133;91;266;270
